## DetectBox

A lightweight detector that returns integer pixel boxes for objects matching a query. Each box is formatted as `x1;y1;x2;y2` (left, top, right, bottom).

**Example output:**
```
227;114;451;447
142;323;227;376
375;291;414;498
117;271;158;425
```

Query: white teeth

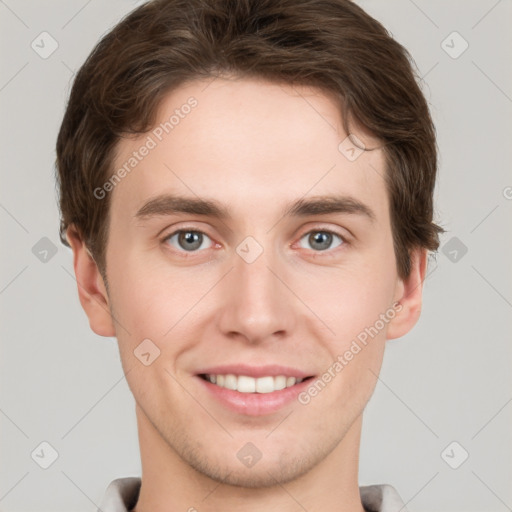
238;375;256;393
274;375;287;390
204;374;305;393
224;374;237;390
255;376;274;393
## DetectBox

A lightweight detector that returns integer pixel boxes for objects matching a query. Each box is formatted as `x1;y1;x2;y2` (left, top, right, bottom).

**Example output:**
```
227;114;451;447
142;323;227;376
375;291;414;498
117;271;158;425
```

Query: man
56;0;444;510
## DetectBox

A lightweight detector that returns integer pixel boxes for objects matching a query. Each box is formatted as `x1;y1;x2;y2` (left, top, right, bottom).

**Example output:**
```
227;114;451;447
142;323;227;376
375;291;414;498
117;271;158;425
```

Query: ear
66;225;116;337
386;247;428;340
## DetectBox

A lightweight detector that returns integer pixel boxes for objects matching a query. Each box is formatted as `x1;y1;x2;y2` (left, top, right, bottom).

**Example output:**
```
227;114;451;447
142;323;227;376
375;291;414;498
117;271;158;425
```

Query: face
73;76;424;488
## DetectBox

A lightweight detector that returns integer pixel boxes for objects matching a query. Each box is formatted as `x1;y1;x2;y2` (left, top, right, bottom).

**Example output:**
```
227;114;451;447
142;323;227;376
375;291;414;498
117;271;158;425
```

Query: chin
175;435;332;489
190;453;316;488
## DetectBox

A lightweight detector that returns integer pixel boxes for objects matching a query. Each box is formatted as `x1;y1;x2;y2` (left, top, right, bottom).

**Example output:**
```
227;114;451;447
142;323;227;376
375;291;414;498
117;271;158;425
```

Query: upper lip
196;364;313;379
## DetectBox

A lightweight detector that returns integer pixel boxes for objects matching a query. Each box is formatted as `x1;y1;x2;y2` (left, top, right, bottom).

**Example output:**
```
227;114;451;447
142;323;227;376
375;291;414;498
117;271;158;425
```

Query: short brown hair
56;0;444;281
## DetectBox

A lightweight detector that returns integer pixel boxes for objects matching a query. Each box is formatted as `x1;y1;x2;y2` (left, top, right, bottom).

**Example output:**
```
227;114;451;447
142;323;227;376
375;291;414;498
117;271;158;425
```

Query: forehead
109;76;388;227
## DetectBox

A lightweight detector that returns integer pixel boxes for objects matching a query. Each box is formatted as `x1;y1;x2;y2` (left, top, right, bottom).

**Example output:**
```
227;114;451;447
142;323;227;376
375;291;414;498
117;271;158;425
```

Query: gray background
1;1;511;511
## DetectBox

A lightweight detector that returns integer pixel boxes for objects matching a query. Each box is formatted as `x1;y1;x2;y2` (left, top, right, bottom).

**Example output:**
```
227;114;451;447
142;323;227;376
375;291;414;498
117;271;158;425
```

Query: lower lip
197;376;312;416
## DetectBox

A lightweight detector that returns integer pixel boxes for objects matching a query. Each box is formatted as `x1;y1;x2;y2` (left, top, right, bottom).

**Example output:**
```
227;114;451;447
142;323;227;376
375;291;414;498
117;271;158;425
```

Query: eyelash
160;226;350;258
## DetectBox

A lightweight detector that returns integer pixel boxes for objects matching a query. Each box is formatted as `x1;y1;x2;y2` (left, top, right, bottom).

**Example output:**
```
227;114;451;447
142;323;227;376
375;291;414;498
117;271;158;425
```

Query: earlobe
66;225;116;338
386;247;428;340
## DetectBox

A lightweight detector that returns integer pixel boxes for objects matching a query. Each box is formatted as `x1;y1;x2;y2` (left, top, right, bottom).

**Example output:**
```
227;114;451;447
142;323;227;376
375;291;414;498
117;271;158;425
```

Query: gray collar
97;477;408;512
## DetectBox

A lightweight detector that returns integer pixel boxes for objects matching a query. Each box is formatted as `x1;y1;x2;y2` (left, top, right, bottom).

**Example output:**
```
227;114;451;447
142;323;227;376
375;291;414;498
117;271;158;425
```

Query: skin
67;76;427;512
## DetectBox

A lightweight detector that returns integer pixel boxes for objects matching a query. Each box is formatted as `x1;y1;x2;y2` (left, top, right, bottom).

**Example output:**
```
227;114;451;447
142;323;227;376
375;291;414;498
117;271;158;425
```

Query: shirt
97;477;409;512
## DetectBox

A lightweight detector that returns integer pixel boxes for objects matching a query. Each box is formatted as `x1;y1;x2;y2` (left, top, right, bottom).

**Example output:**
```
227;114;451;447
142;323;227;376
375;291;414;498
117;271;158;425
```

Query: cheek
298;259;396;346
107;252;212;350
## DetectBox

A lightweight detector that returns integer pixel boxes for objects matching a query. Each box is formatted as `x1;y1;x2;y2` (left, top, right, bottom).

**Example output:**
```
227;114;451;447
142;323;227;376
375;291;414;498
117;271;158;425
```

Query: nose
217;242;297;345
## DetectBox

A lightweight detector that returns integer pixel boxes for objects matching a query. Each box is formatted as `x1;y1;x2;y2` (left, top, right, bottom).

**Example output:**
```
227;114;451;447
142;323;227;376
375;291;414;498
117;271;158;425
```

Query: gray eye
166;230;212;252
299;231;343;252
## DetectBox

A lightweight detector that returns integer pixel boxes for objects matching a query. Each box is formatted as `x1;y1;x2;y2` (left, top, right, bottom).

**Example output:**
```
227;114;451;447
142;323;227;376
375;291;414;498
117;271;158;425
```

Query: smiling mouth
199;374;313;393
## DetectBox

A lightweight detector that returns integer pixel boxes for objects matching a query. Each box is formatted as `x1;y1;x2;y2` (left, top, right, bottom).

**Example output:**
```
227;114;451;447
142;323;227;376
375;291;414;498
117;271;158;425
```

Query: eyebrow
135;193;376;223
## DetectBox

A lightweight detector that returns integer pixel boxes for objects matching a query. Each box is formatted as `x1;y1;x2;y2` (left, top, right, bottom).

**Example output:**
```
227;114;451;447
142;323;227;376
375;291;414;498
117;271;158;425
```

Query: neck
131;405;366;512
